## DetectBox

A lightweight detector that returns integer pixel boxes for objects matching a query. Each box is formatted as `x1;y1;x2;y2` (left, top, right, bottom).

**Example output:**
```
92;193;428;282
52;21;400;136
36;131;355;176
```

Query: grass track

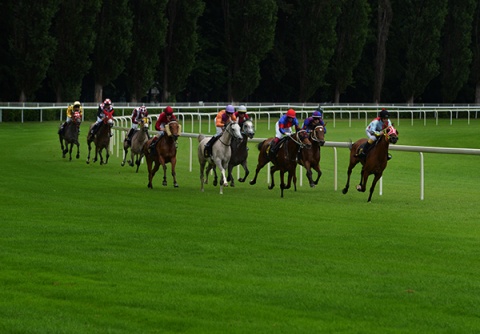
0;119;479;333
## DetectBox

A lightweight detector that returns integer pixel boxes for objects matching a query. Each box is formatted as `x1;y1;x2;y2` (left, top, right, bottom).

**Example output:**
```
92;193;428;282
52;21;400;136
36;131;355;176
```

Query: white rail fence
110;122;480;201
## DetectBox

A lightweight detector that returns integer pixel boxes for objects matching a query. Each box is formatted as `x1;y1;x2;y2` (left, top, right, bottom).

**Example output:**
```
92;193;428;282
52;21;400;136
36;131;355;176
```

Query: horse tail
257;140;266;151
197;134;205;142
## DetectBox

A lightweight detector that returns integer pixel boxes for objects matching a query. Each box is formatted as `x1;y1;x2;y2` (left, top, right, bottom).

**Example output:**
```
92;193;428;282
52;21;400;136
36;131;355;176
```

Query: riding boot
204;135;218;158
149;136;159;155
268;138;280;156
358;141;372;158
126;129;134;145
90;123;99;136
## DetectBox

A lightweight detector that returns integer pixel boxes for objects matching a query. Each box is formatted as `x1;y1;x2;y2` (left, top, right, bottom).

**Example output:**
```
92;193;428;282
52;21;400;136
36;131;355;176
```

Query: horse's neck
220;129;233;145
375;136;389;152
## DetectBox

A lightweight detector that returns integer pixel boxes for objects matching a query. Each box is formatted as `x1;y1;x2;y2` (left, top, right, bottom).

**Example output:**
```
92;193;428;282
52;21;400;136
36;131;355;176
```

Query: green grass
0;119;479;333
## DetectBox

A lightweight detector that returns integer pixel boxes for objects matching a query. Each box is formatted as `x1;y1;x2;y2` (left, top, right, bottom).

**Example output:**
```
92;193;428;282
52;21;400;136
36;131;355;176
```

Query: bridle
289;130;310;148
310;125;325;143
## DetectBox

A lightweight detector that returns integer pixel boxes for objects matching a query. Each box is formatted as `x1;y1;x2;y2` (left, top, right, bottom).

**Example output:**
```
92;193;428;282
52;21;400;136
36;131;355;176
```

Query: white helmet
237;105;247;112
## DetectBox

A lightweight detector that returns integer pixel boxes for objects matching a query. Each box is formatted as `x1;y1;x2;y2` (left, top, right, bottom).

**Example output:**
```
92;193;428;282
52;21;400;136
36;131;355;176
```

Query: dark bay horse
342;125;399;202
249;131;312;198
227;120;255;187
198;122;243;194
298;124;326;187
143;121;181;188
59;111;81;160
86;110;114;165
121;117;150;172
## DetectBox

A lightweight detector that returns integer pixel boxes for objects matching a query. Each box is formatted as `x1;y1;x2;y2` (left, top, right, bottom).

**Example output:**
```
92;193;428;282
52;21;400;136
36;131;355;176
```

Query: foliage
124;0;168;102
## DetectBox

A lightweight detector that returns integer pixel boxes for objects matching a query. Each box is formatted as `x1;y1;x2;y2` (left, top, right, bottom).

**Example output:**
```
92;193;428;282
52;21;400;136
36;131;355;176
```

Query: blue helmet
226;105;235;113
312;110;322;118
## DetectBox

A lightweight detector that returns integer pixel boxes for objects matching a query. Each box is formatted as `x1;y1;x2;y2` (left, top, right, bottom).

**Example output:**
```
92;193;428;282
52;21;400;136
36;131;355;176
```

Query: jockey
204;104;237;157
59;101;83;135
90;98;114;137
148;106;176;153
358;108;393;158
126;105;148;144
302;109;327;133
234;105;249;126
268;108;300;155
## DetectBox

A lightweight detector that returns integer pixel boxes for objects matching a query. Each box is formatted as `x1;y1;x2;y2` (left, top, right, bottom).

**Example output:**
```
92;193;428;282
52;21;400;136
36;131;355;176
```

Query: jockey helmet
164;106;173;114
237;105;247;113
226;105;235;114
73;101;81;108
103;98;112;106
379;108;390;119
312;110;322;118
286;108;296;118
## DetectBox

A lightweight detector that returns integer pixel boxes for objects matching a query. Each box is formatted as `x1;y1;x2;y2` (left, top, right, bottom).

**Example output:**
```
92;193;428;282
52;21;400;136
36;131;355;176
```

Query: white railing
111;125;480;201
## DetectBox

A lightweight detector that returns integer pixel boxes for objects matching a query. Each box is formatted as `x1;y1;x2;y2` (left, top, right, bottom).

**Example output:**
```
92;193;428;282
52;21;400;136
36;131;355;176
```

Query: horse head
227;122;243;140
241;120;255;139
294;130;312;149
385;125;399;144
165;121;181;140
311;125;326;146
72;111;82;126
140;117;150;132
103;110;114;128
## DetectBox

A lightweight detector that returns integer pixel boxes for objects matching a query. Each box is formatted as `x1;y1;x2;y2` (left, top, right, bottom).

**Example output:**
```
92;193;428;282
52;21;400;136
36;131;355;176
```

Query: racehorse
227;120;255;187
198;122;243;194
298;124;326;187
59;111;81;161
86;110;114;165
121;117;150;172
342;125;399;202
249;131;312;198
143;120;181;188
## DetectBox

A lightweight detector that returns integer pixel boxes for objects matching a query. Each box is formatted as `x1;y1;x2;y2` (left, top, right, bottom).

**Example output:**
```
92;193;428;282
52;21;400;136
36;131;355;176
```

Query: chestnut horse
86;110;114;165
249;131;312;198
342;125;399;202
298;124;326;187
121;117;150;172
227;120;255;187
59;111;81;160
143;121;181;188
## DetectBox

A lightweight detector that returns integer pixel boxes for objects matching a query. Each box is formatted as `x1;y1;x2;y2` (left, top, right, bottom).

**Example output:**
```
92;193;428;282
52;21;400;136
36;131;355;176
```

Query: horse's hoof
310;184;316;188
342;188;348;194
268;185;274;190
238;178;245;183
121;162;125;166
162;182;167;186
223;182;228;187
356;185;362;192
230;183;235;187
249;180;256;185
174;184;179;188
213;181;218;186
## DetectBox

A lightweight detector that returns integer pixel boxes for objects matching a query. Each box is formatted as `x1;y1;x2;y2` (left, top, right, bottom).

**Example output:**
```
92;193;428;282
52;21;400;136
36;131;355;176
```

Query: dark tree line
0;0;479;104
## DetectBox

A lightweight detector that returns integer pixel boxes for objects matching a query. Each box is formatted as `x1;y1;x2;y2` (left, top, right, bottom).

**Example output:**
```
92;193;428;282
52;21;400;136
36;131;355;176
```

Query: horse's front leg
268;165;278;190
104;148;110;164
238;161;249;183
68;143;74;161
86;140;92;164
171;157;178;187
356;168;368;193
313;163;322;185
279;170;286;198
75;142;80;159
367;173;382;202
128;148;135;167
135;153;143;173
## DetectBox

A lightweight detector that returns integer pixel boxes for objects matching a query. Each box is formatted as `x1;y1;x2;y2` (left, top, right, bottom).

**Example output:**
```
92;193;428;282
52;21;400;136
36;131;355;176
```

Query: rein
290;130;309;147
310;126;324;142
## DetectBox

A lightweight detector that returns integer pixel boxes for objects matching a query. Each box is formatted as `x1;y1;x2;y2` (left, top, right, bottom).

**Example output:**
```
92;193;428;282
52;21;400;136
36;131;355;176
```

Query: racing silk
131;107;148;124
278;114;299;135
97;103;114;120
215;110;237;128
234;111;249;126
366;117;392;136
302;117;326;133
155;112;177;131
66;105;83;118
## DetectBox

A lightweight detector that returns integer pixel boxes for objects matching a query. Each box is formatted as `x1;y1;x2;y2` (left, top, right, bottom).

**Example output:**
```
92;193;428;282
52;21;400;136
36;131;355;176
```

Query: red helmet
286;108;296;118
103;98;112;105
164;106;173;114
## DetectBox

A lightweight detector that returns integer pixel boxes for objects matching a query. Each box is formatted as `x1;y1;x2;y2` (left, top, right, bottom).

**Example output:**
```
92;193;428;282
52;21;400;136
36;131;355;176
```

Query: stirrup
387;154;392;161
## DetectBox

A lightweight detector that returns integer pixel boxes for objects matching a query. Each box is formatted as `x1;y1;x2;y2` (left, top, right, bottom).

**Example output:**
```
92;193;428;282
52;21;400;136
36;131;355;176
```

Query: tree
91;0;133;102
7;1;60;102
373;0;392;103
160;0;205;102
221;0;277;102
398;0;448;104
331;0;370;103
124;0;168;103
472;1;480;103
284;0;343;102
50;0;102;102
440;0;476;103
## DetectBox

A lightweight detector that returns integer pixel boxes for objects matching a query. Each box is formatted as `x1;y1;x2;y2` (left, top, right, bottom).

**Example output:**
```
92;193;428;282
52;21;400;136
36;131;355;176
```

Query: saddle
266;137;287;158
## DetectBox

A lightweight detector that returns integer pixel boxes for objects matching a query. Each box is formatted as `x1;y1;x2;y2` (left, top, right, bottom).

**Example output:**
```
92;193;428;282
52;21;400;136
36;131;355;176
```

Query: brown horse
143;121;181;188
227;120;255;187
121;117;150;172
249;131;312;198
342;125;399;202
298;124;326;187
86;110;114;165
59;111;81;160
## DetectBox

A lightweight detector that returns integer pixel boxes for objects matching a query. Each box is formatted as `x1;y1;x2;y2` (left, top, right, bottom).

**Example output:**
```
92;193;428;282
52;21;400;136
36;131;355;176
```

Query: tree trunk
373;0;393;103
94;83;103;103
476;82;480;104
